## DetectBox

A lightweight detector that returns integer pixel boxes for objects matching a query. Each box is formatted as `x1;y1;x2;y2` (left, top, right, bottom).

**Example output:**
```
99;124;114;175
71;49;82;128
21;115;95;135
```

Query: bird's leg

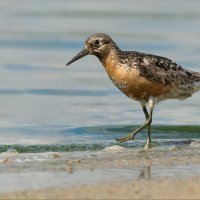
116;99;155;147
144;100;154;148
141;103;152;148
115;115;152;143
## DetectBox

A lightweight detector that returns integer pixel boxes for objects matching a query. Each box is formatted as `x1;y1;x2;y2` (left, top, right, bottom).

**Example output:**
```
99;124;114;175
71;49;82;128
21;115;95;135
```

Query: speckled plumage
109;50;200;101
85;33;200;101
66;33;200;147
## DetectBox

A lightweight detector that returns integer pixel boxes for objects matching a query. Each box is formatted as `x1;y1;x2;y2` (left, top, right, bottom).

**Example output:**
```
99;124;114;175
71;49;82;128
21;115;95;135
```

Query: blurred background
0;0;200;145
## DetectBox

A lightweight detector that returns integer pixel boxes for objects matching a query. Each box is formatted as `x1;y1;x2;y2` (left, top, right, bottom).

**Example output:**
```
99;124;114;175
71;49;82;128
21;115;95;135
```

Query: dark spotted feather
123;51;198;86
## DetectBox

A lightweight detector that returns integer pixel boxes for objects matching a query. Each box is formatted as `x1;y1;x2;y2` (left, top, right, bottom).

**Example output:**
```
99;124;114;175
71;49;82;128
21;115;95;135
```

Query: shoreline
0;143;200;199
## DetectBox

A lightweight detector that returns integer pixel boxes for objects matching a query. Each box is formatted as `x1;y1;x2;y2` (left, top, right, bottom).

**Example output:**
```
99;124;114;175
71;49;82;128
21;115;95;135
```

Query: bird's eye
94;40;100;46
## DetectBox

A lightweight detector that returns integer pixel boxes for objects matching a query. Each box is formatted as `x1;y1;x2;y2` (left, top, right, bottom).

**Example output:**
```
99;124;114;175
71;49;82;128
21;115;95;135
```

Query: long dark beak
66;49;89;66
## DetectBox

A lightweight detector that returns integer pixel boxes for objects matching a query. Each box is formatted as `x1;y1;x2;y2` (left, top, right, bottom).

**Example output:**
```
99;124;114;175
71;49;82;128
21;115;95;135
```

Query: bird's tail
193;71;200;78
193;72;200;91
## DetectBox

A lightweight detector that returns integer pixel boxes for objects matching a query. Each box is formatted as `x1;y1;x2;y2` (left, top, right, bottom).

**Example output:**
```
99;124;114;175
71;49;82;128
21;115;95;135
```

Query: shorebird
66;33;200;148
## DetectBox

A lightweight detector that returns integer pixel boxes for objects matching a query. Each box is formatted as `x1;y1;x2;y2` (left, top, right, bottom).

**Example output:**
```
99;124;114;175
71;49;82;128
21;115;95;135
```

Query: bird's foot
115;133;134;143
144;140;153;149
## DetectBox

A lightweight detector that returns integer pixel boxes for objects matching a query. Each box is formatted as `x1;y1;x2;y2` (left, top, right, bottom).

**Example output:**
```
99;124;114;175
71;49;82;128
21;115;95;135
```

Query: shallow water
1;165;200;193
0;125;200;152
1;142;200;193
0;0;200;193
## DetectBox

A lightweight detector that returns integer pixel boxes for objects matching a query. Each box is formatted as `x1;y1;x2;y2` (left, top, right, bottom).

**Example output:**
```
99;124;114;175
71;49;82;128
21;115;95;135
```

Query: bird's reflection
138;166;151;179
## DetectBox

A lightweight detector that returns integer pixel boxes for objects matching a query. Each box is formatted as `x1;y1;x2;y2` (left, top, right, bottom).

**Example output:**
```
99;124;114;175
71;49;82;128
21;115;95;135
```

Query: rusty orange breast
102;55;172;101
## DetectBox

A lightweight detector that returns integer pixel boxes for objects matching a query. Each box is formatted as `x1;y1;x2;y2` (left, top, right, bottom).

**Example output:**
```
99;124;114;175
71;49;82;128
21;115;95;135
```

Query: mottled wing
133;53;195;86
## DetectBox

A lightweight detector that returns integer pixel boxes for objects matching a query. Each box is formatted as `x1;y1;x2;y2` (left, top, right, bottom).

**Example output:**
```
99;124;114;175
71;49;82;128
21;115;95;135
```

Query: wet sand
1;177;200;199
1;143;200;199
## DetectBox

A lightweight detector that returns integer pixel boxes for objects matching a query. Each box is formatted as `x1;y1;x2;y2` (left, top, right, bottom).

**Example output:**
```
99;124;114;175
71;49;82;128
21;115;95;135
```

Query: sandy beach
1;143;200;199
1;177;200;199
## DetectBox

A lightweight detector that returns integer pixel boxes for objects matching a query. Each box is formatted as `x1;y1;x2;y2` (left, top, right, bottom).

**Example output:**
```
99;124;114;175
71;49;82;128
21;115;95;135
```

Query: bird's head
66;33;118;66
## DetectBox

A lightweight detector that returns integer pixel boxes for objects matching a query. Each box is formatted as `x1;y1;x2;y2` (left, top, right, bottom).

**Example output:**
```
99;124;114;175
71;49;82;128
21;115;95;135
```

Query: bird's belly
125;79;171;101
108;68;171;101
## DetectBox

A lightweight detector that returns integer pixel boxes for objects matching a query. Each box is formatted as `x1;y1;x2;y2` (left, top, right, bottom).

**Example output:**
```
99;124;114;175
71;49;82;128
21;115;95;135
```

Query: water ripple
0;89;117;96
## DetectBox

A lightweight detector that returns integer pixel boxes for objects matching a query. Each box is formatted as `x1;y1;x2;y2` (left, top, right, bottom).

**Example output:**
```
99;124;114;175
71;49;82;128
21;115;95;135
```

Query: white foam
103;145;126;152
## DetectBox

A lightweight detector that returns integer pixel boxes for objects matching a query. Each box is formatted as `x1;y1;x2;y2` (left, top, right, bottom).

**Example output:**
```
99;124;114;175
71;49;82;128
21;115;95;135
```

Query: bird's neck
99;46;121;67
99;47;122;77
